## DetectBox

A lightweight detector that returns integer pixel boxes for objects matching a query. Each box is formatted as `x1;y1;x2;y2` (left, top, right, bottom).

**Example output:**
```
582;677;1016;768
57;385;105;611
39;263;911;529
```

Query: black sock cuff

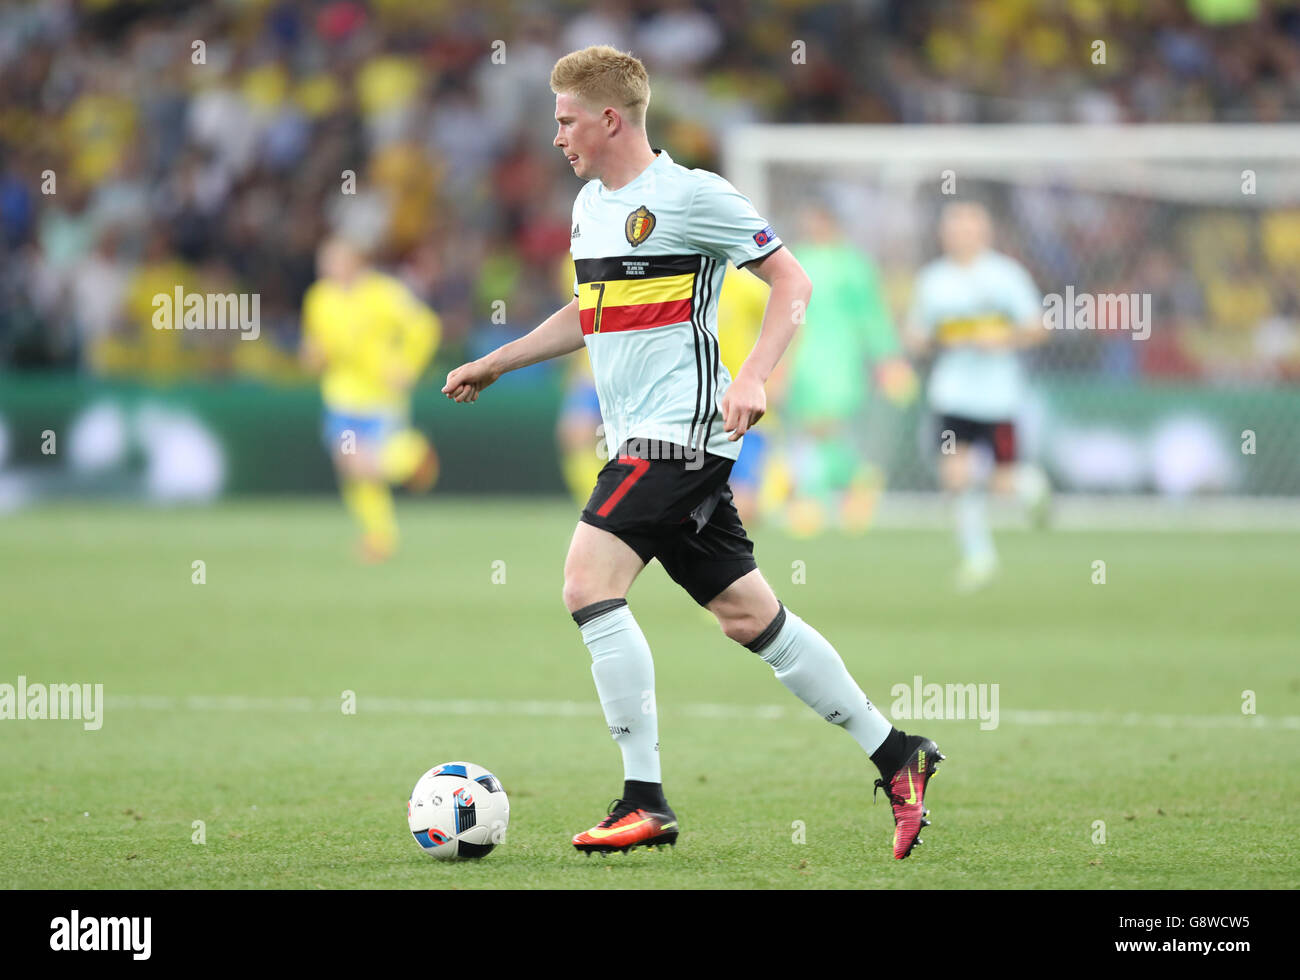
870;728;908;779
571;597;629;628
745;601;787;653
623;779;667;810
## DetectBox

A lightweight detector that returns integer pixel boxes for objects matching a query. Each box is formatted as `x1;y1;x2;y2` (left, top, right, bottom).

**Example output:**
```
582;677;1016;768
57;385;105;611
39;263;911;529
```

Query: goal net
724;124;1300;512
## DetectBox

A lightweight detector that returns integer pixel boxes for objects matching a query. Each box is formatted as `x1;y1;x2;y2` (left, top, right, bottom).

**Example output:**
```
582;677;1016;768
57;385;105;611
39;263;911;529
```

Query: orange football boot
572;798;678;855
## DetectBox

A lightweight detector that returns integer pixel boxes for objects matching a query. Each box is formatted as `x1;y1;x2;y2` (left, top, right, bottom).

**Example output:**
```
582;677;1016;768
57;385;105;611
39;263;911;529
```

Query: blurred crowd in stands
1;0;1298;381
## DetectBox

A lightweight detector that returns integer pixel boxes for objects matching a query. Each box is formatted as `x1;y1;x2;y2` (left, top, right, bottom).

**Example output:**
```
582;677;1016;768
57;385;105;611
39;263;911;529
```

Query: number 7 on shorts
596;456;651;517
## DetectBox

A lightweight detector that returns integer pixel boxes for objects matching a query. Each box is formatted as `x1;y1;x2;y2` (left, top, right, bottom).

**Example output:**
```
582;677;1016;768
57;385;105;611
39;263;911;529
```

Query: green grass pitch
2;499;1296;889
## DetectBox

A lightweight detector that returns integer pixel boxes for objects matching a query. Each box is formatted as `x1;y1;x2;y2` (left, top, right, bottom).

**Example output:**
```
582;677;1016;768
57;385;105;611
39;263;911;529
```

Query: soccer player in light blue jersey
906;202;1051;591
443;46;942;861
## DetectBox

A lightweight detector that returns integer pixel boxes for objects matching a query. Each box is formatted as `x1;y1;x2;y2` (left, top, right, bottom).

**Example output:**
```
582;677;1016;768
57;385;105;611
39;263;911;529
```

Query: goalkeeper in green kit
777;202;917;537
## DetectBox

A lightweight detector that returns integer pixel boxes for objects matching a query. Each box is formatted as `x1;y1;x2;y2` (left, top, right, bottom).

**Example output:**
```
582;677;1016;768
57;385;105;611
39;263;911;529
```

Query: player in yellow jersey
553;255;607;507
716;263;782;525
300;237;441;562
556;353;606;507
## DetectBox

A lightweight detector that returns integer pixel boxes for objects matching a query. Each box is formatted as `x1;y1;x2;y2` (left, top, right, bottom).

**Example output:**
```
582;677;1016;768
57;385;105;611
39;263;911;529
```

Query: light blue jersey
909;250;1041;422
569;149;782;460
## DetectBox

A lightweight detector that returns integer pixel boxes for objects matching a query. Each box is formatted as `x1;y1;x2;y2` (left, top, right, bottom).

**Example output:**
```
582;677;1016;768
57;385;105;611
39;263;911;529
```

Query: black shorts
580;440;757;606
937;413;1017;464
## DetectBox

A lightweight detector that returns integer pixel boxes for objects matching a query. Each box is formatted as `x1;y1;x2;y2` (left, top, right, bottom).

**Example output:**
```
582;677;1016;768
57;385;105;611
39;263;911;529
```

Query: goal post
724;124;1300;508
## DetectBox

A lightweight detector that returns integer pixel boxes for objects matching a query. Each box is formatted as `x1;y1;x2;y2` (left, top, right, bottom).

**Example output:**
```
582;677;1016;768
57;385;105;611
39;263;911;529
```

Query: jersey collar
598;148;670;197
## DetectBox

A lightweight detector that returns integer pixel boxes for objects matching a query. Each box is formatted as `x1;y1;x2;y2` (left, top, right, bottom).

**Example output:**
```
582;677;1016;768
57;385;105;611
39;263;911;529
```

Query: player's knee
939;454;970;491
332;452;356;479
561;577;584;614
335;450;377;481
562;574;610;614
991;464;1016;495
717;610;765;647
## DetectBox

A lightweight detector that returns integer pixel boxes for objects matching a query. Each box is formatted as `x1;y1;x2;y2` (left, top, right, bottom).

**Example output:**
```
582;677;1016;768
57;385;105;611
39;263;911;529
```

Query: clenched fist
720;372;766;441
442;359;500;403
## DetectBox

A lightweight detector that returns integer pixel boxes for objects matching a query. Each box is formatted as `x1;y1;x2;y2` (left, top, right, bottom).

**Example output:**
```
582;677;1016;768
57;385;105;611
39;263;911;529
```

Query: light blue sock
577;601;660;783
955;488;995;564
751;606;892;755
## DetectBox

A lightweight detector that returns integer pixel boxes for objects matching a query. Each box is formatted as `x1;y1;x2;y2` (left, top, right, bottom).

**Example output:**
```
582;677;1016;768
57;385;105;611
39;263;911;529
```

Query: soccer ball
407;761;510;860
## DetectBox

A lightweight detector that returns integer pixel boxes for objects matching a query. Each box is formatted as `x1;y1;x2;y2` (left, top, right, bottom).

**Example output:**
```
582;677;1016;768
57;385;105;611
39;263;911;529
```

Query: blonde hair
550;45;650;128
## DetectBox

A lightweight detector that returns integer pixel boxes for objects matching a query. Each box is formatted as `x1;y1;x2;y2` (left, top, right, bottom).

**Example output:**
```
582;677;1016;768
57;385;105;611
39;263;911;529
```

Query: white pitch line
106;696;1300;730
1001;709;1300;730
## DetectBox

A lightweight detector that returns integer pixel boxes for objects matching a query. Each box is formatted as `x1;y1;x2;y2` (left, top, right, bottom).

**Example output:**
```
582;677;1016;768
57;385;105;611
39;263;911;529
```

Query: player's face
940;205;992;257
799;206;838;243
554;92;605;180
318;240;361;283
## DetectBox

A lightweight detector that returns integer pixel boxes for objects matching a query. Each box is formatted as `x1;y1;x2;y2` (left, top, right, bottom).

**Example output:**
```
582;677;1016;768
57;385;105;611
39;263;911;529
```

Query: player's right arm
1005;259;1046;349
903;266;937;357
442;297;584;403
299;283;328;374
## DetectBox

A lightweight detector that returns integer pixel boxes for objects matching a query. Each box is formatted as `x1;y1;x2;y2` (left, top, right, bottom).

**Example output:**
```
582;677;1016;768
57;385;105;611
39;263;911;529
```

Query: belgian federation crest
624;205;656;247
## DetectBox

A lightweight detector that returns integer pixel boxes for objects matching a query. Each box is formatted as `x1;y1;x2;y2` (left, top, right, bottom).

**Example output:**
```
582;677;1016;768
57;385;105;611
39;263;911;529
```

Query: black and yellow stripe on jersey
935;314;1016;346
576;253;721;449
575;254;698;335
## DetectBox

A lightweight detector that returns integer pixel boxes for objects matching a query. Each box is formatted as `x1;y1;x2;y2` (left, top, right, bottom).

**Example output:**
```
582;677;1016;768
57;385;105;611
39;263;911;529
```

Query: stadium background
2;0;1299;508
2;0;1299;895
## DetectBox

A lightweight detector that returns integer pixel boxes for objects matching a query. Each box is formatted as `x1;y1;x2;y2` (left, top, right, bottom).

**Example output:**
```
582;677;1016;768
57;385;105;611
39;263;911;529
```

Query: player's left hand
875;357;919;406
721;372;766;441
